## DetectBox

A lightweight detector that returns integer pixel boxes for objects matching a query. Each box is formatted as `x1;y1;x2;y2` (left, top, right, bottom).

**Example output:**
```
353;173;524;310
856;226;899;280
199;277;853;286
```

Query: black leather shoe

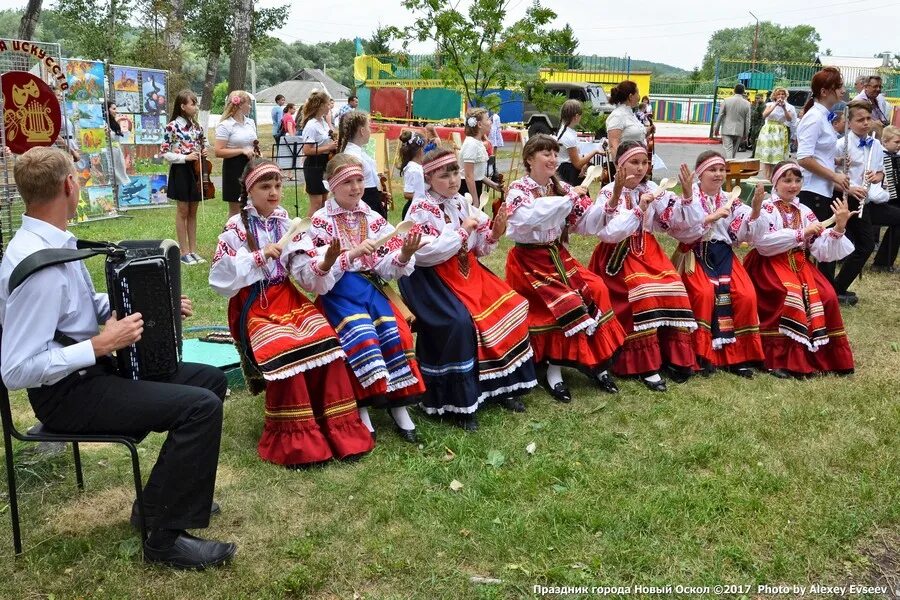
642;378;667;392
700;362;717;377
143;531;236;569
546;381;572;403
499;396;526;412
132;501;220;530
457;414;479;432
393;425;417;443
729;366;754;379
665;366;692;383
596;373;619;394
838;293;858;306
769;368;791;379
871;265;895;273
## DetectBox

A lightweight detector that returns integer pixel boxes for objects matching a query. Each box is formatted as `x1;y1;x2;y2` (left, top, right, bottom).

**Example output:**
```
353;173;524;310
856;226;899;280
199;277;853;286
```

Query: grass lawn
2;189;900;599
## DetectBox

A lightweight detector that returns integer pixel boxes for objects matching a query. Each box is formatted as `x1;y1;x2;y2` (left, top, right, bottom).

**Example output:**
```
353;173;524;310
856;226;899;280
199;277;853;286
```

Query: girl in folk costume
743;161;856;377
301;90;338;217
209;158;374;467
668;151;764;377
399;148;537;431
161;90;205;265
588;141;698;391
307;154;426;443
398;129;426;219
556;100;602;186
337;110;388;218
504;134;625;403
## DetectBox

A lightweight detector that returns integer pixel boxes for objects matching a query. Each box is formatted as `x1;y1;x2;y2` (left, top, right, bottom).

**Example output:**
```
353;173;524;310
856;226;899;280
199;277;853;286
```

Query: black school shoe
642;377;667;392
456;414;479;431
596;372;619;394
143;531;236;570
131;500;220;530
499;396;527;412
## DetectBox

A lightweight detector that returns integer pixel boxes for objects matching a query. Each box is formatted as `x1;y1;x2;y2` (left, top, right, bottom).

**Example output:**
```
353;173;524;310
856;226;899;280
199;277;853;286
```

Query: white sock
358;407;374;433
546;364;564;388
390;406;416;430
644;373;662;383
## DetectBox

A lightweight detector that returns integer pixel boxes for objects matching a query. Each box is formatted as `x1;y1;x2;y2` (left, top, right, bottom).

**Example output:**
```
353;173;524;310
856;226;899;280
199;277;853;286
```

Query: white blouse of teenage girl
526;144;588;198
768;168;853;237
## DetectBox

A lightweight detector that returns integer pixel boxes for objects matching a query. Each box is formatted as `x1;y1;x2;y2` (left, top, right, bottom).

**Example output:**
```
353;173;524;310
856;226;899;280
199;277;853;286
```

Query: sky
250;0;899;70
0;0;896;70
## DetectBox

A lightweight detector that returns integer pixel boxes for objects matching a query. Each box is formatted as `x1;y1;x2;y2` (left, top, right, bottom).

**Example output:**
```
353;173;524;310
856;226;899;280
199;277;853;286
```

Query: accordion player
106;240;182;380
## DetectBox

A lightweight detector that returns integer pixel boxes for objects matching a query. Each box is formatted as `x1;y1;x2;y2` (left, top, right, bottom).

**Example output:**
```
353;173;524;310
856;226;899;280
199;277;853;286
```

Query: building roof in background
254;68;350;103
818;56;883;70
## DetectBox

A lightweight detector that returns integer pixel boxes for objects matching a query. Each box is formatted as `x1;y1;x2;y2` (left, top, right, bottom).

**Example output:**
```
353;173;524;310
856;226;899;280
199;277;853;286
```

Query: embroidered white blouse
504;176;603;244
746;194;853;261
593;180;693;243
404;191;497;267
666;184;753;245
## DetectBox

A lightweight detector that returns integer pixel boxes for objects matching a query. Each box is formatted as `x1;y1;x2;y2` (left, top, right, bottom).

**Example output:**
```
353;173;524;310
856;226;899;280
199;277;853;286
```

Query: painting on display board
86;153;110;186
115;114;135;144
140;71;167;116
115;91;141;114
113;67;139;92
121;146;137;175
149;174;168;204
72;102;105;129
118;176;151;207
136;114;165;145
81;186;117;219
64;59;104;102
79;128;106;154
363;131;388;173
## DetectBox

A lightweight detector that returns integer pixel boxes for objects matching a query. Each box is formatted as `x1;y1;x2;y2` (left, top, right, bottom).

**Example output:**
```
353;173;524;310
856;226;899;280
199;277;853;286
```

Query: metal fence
715;58;900;97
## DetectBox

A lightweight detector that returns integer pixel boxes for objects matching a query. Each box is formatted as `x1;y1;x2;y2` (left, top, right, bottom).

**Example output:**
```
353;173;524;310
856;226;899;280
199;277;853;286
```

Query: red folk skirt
743;248;854;374
505;242;625;369
228;281;374;466
589;232;697;376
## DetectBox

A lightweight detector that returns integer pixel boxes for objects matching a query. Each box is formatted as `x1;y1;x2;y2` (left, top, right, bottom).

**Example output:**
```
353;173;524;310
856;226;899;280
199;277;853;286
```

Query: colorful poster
86;153;110;186
64;59;105;102
118;176;151;207
140;71;167;116
149;174;168;204
79;128;106;153
82;186;117;218
136;114;164;144
115;91;140;114
113;67;139;92
73;102;104;129
115;114;135;144
0;71;62;155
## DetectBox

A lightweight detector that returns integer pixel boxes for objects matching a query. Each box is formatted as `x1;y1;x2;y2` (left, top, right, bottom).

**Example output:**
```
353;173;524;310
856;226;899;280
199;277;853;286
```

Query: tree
541;23;581;70
394;0;557;106
51;0;135;64
366;25;394;55
700;22;820;77
18;0;42;39
228;0;253;91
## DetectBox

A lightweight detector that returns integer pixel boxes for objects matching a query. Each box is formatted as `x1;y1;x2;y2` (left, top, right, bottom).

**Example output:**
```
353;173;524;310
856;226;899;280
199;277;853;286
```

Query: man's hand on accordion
91;310;143;357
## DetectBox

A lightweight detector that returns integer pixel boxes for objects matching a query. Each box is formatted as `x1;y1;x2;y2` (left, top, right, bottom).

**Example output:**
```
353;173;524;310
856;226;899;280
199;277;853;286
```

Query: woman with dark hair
796;67;863;305
606;81;654;160
105;100;131;187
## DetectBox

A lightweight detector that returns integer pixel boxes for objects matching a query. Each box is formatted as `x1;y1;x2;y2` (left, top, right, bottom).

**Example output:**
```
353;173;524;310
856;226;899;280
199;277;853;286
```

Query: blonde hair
221;90;252;121
338;110;369;153
772;87;787;98
324;153;363;181
881;125;900;142
464;108;488;137
302;90;332;128
14;147;75;205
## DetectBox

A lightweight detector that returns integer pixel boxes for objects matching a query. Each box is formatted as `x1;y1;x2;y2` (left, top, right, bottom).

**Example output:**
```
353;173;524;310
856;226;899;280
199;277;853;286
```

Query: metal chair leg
126;441;148;552
72;442;84;491
3;430;22;555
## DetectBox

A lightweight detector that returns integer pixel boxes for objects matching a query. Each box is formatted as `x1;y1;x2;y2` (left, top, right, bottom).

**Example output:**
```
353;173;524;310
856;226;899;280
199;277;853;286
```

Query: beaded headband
423;152;458;174
328;165;364;189
695;156;726;178
616;145;649;167
245;164;281;191
771;163;801;187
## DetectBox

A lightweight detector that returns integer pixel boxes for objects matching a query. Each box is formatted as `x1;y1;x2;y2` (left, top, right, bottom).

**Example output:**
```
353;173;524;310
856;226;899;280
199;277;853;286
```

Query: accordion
884;154;899;204
105;240;182;380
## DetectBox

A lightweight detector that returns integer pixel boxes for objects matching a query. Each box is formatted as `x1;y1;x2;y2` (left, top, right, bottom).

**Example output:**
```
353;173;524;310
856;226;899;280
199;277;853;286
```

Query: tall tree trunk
227;0;253;91
200;44;221;112
18;0;42;40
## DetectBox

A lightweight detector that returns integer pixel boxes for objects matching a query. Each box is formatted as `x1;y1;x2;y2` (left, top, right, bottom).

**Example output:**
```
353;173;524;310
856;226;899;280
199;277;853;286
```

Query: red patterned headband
771;163;800;187
328;165;364;188
245;164;281;191
616;145;649;167
423;153;458;174
695;156;726;178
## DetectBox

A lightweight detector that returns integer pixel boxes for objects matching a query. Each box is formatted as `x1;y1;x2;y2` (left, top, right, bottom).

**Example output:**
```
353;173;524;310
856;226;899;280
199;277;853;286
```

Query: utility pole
750;11;759;69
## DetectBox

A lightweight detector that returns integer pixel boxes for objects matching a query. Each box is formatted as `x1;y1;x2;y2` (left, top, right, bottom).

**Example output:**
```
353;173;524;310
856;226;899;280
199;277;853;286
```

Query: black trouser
28;360;227;531
798;190;875;294
869;201;900;267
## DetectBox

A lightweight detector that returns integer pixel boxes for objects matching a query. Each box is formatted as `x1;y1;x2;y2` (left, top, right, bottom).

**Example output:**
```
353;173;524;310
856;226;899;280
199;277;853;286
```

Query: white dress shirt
0;216;108;390
606;104;646;144
344;141;379;188
459;136;488;181
214;116;258;149
402;161;426;198
556;127;578;164
797;101;838;198
839;131;889;204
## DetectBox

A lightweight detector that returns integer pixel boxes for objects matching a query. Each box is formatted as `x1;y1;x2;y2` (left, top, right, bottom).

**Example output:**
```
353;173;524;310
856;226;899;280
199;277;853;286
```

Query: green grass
2;196;900;599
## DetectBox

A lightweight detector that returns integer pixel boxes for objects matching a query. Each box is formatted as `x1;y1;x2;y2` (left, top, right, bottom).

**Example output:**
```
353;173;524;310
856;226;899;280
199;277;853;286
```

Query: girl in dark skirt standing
214;90;258;218
301;90;338;217
338;110;388;218
161;89;205;265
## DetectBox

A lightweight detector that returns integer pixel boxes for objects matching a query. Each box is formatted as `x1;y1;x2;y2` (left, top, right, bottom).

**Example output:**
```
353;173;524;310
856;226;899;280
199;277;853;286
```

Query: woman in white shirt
556;99;601;186
214;90;258;217
301;89;338;216
606;80;653;161
459;108;503;202
755;87;797;178
337;110;387;217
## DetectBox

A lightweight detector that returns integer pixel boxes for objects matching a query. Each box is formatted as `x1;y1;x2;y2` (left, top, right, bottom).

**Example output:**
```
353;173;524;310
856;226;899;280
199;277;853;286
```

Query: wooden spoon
373;220;414;247
721;186;743;211
652;177;677;198
277;218;311;247
581;164;600;189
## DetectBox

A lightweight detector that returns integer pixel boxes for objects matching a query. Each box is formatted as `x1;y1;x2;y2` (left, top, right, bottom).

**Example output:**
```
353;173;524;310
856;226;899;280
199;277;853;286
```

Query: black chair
0;378;149;555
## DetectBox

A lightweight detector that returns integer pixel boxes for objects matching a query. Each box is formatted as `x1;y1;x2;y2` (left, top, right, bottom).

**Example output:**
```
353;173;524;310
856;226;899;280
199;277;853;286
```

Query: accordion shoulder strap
7;239;118;295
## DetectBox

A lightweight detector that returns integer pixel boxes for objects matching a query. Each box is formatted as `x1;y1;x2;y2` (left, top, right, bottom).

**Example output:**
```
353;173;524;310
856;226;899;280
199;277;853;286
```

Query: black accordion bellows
106;240;182;380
